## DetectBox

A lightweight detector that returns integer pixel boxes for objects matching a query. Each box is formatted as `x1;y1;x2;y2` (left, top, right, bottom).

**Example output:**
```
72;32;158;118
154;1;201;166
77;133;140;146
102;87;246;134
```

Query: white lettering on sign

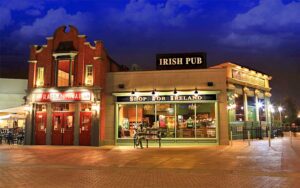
127;95;204;102
151;96;166;101
170;95;203;101
185;57;202;65
32;91;91;102
160;58;183;65
130;96;147;102
159;57;202;66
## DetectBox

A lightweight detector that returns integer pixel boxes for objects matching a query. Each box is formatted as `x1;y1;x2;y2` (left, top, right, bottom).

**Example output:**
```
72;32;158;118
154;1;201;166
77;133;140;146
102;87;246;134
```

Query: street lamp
278;106;283;126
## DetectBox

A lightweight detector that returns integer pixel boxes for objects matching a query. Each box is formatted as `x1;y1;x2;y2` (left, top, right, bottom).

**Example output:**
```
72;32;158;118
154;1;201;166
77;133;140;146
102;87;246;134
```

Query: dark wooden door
62;112;74;145
79;112;92;146
35;112;47;145
52;112;63;145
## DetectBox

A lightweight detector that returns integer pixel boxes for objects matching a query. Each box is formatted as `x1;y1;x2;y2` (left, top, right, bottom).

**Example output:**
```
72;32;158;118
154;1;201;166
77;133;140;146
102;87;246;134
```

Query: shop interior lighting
278;106;283;112
92;103;97;110
269;104;275;113
257;101;264;109
0;114;11;120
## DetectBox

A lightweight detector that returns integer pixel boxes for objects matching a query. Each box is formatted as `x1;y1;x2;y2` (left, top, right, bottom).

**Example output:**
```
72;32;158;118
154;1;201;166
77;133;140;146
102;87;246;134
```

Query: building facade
0;78;27;130
211;63;272;130
25;26;272;146
25;25;123;146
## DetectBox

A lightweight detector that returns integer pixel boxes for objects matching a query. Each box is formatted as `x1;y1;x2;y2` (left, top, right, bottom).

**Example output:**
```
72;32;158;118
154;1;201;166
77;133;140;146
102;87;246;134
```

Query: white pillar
243;87;249;121
264;95;271;126
255;93;260;122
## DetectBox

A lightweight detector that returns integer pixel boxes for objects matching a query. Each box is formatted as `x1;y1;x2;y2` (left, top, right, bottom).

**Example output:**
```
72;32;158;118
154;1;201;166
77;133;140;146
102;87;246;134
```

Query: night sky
0;0;299;107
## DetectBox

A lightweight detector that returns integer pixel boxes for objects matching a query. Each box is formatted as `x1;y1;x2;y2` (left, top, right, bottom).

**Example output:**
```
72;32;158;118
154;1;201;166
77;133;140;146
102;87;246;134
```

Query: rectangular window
117;102;216;139
118;104;136;138
57;60;74;87
177;104;195;138
36;67;44;87
85;65;93;86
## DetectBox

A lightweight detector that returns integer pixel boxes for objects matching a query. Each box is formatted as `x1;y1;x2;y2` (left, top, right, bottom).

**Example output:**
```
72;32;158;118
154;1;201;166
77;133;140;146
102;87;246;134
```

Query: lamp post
278;106;283;127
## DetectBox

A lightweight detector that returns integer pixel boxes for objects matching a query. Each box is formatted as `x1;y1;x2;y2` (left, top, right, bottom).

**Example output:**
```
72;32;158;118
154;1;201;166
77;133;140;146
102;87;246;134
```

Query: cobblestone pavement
0;137;300;188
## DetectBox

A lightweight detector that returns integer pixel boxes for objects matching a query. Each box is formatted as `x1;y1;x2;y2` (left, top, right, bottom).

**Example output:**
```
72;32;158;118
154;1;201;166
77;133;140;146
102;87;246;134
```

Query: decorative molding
52;52;78;58
254;89;260;96
84;42;96;49
243;87;249;93
227;84;235;90
28;60;37;64
93;56;103;61
264;92;272;98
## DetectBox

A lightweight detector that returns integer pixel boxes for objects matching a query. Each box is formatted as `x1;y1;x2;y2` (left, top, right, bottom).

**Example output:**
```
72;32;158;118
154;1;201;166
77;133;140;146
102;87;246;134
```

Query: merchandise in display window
177;104;195;138
156;104;175;138
117;102;216;139
235;95;244;121
118;104;136;138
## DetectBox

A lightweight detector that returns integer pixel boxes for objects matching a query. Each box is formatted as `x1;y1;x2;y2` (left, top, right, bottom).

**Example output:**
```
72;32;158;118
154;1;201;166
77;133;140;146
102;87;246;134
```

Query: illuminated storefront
25;26;272;146
114;92;219;145
211;63;272;132
25;26;123;146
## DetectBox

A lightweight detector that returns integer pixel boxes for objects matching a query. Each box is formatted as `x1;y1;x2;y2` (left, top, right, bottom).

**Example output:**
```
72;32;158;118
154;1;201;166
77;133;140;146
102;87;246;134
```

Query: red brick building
25;25;123;146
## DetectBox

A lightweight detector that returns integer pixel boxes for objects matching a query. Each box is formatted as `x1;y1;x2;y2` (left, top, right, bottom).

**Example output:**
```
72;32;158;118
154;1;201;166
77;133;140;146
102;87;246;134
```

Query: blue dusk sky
0;0;299;106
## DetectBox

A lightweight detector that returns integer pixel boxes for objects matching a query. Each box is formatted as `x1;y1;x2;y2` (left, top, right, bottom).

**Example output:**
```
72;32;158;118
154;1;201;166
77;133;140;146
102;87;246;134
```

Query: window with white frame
36;67;44;87
85;65;93;86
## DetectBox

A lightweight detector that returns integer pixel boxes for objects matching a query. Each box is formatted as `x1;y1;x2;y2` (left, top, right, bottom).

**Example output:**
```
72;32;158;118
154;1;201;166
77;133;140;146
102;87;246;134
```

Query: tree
283;97;297;124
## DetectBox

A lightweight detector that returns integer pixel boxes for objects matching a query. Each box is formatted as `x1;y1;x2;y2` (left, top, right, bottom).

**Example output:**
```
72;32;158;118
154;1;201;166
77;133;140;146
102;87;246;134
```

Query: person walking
7;131;13;145
0;132;2;144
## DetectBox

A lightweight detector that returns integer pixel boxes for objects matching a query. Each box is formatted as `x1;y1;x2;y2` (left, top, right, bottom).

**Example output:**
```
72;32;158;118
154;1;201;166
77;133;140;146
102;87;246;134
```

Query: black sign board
117;94;216;102
156;52;207;70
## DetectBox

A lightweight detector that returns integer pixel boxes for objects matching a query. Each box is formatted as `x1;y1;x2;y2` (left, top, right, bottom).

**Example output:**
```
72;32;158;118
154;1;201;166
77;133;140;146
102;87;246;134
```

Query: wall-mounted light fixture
92;103;98;111
92;102;100;114
152;89;156;95
24;104;31;112
194;88;198;95
131;89;136;95
174;88;177;95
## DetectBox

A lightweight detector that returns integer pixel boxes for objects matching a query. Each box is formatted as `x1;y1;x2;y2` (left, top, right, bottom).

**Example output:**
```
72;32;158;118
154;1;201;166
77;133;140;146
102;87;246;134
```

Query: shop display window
156;104;175;138
118;104;136;138
235;95;244;121
177;104;195;138
196;103;216;138
117;102;216;139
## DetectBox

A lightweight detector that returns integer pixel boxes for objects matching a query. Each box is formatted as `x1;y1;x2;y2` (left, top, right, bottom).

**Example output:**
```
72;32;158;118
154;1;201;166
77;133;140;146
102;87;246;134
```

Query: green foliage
284;97;297;124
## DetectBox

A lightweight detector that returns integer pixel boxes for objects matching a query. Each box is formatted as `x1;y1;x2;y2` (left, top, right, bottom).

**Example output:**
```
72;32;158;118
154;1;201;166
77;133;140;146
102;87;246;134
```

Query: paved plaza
0;137;300;188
